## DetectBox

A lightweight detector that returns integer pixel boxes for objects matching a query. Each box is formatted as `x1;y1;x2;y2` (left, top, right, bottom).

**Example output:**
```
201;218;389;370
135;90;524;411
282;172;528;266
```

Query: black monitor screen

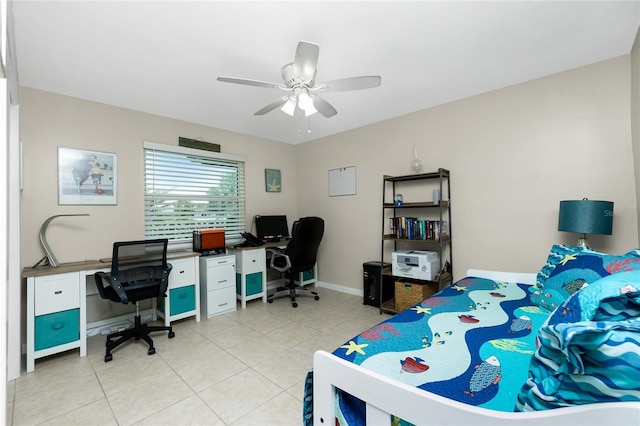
255;215;289;242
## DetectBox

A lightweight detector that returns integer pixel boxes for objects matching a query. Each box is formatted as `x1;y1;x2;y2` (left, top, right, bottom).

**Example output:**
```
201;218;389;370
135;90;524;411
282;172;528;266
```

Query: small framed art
265;168;281;192
58;147;118;205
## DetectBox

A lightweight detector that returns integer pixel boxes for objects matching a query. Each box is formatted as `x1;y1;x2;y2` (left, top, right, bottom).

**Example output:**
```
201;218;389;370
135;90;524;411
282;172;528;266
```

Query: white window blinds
143;142;245;243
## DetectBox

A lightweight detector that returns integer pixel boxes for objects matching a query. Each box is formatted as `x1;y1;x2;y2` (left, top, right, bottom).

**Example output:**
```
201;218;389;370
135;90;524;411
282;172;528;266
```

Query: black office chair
267;216;324;308
94;239;175;362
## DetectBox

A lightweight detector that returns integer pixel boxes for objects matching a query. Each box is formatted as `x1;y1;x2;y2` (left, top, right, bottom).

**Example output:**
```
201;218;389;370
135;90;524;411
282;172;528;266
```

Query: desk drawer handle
218;302;228;307
179;270;185;274
178;293;187;299
54;290;62;295
218;280;227;284
51;322;64;330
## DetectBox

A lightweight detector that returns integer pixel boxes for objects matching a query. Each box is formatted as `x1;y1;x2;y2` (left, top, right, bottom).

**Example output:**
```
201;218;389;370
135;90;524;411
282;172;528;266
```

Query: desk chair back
95;239;172;305
268;217;324;307
284;216;325;273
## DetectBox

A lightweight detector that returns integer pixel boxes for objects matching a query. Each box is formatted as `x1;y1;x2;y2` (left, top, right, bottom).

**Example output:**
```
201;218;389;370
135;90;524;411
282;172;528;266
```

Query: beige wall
19;88;299;267
631;28;640;242
299;55;638;290
20;55;639;295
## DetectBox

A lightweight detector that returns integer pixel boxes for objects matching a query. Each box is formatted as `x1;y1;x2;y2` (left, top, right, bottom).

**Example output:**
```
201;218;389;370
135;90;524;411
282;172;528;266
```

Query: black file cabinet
363;261;393;307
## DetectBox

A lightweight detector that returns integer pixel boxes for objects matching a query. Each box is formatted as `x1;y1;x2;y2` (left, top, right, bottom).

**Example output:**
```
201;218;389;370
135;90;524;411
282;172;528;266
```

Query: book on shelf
389;217;448;240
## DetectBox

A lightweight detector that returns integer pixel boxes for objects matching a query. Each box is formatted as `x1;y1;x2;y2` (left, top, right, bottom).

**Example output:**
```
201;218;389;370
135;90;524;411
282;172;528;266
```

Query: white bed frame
313;269;640;425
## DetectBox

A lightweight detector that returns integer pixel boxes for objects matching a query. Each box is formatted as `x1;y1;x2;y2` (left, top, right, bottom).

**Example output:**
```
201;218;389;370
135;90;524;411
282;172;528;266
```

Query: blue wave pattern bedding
516;271;640;410
332;277;549;423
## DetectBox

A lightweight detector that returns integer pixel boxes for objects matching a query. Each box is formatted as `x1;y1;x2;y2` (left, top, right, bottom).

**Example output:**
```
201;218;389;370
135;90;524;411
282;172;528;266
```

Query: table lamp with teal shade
558;198;613;247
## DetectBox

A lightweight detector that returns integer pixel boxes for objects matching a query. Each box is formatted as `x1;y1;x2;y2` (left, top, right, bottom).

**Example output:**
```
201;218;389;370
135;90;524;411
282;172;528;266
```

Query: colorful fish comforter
305;276;551;425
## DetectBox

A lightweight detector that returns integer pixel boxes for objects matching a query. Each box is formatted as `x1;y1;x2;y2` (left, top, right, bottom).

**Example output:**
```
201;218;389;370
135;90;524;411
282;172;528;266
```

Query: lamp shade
558;199;614;235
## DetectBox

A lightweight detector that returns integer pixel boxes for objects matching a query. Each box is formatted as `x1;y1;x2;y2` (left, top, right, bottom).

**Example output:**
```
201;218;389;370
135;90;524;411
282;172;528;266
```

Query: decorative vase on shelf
410;145;423;174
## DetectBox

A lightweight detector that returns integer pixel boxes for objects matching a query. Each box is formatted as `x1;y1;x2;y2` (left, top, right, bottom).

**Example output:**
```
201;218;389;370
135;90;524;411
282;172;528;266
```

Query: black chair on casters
267;217;324;308
94;239;175;362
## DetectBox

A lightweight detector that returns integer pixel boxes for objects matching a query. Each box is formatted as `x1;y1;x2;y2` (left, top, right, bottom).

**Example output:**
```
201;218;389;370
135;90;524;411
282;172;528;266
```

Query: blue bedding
305;260;640;426
517;271;640;411
328;276;549;423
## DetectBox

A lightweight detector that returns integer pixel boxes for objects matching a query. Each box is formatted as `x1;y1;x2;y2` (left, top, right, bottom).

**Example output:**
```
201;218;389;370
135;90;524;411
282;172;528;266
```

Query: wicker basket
394;281;437;311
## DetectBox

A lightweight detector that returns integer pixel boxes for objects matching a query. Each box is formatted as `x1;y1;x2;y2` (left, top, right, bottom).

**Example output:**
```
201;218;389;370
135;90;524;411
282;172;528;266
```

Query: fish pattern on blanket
332;277;549;412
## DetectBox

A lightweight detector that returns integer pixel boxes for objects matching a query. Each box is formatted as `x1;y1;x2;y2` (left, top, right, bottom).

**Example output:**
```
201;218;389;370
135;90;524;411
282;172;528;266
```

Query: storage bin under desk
168;285;196;316
228;247;268;309
157;256;201;325
25;271;85;373
35;308;80;351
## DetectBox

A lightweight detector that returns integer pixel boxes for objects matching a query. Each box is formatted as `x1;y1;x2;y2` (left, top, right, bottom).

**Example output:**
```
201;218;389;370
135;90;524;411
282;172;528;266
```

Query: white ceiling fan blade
293;41;319;84
312;95;337;118
254;96;289;115
217;76;287;90
318;76;381;92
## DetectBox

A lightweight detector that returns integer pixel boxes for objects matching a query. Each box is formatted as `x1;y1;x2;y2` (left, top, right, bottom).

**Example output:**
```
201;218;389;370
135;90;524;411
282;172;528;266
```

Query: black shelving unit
380;168;452;314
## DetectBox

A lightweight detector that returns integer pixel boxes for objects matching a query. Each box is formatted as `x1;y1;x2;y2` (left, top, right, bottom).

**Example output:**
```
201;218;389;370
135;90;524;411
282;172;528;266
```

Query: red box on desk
193;229;225;254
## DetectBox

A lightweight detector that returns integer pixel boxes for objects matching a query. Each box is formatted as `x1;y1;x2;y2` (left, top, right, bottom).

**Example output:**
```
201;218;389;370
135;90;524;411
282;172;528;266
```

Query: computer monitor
255;215;290;242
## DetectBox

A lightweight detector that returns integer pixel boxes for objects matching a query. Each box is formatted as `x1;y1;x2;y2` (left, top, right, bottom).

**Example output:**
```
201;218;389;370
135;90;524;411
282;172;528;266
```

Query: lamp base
577;233;588;248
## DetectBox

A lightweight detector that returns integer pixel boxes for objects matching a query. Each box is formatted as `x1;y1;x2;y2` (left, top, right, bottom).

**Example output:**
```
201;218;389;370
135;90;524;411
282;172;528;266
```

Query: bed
310;251;640;425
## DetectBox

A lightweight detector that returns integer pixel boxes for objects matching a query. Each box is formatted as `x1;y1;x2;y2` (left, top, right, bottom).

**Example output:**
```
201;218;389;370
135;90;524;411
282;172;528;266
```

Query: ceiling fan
217;41;381;118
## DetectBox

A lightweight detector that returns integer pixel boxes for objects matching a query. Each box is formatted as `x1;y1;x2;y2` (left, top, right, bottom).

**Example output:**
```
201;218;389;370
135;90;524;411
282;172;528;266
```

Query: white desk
228;241;318;308
22;251;200;373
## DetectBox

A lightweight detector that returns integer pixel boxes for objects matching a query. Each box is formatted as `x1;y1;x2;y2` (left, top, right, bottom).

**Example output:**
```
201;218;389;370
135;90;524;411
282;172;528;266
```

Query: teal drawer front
302;269;314;281
35;308;79;351
246;272;262;296
170;285;195;316
236;272;262;296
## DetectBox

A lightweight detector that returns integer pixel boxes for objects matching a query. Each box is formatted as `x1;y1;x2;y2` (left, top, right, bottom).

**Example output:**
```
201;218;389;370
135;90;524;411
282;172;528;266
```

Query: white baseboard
316;281;363;297
267;277;363;298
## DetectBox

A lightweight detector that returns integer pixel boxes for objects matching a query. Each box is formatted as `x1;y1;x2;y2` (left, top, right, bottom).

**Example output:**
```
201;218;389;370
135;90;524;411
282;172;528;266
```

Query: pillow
548;271;640;325
516;272;640;412
528;287;566;313
530;245;640;312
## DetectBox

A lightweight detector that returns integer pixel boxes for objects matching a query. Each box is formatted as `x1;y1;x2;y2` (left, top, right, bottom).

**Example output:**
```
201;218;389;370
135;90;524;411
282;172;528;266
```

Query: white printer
392;250;439;280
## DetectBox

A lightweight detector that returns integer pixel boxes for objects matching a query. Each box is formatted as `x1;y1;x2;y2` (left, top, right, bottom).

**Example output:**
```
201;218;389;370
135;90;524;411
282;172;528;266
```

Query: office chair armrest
267;248;291;272
95;272;129;304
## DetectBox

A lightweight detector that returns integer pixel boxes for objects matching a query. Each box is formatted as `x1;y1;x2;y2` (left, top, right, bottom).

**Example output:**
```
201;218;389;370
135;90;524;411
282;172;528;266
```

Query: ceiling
11;1;640;145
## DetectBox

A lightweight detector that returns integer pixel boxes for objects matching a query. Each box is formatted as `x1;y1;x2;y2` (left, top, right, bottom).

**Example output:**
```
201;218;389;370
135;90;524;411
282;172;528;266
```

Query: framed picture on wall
58;147;118;205
265;168;281;192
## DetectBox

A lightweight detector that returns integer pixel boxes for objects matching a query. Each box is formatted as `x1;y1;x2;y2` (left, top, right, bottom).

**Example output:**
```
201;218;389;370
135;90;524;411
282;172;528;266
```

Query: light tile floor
7;287;386;425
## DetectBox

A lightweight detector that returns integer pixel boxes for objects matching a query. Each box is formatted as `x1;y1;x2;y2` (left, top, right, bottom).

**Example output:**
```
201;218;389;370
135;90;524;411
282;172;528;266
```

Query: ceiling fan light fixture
297;91;317;116
304;103;317;117
281;97;296;116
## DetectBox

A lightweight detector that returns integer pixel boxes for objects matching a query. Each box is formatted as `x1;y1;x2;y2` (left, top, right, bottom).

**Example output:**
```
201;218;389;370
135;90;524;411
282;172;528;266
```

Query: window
143;142;245;244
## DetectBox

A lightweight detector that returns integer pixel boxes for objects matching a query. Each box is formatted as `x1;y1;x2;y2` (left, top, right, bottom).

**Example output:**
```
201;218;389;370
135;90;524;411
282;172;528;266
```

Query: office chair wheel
148;347;156;356
292;302;298;308
168;331;175;338
105;354;113;362
268;299;273;303
314;296;320;300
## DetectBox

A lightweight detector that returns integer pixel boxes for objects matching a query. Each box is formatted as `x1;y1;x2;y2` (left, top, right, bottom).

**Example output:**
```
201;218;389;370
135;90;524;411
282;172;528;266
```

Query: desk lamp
33;214;89;267
558;198;613;247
